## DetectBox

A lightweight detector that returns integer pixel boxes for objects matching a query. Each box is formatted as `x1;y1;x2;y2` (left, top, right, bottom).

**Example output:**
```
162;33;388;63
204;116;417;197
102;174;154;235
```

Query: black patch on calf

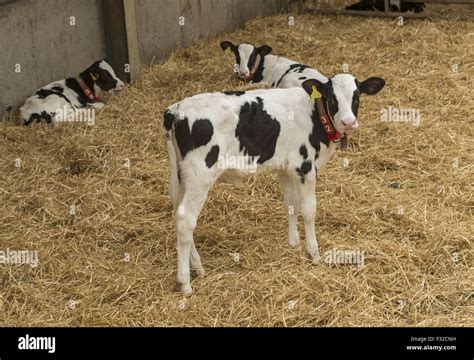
84;61;118;92
52;86;64;93
309;107;329;156
65;78;90;106
192;119;214;147
299;144;308;159
296;160;312;184
24;113;41;126
247;48;259;73
222;91;245;96
276;63;309;87
290;64;309;73
234;48;241;69
235;97;280;164
24;111;53;126
205;145;220;168
321;82;339;118
351;89;360;118
95;67;118;91
35;89;72;105
163;109;175;130
175;118;192;157
41;111;53;124
276;68;291;88
250;54;265;83
175;118;214;159
34;89;56;99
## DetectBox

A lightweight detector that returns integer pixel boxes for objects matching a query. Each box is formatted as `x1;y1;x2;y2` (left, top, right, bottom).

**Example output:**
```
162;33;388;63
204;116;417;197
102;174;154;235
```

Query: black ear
302;79;331;99
358;77;385;95
220;41;236;52
257;45;272;56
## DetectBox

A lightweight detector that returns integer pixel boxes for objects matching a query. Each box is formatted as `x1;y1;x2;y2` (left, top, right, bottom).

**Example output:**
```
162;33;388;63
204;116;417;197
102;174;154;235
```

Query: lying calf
346;1;425;13
20;59;124;126
220;40;327;88
164;74;385;294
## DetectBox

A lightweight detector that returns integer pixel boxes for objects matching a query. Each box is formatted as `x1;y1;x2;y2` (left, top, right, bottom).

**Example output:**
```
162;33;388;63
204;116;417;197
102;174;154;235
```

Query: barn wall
0;0;106;118
135;0;285;64
0;0;284;117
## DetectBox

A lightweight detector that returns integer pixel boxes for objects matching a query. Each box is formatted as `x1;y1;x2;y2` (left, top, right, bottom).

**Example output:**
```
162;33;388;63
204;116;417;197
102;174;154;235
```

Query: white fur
331;74;359;129
261;54;327;88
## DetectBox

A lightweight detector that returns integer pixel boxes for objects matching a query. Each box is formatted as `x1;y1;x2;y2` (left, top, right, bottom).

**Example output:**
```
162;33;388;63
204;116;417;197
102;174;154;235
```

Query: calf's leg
278;171;300;248
295;168;320;263
190;242;205;275
175;177;212;295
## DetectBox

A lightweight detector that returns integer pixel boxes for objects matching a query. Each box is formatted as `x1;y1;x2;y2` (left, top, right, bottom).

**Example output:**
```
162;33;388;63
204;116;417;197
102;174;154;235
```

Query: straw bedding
0;3;473;326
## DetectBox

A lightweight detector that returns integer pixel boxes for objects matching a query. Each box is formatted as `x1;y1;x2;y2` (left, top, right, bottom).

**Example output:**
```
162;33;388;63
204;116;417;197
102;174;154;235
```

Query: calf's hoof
288;237;300;249
311;254;322;265
181;284;193;296
195;266;205;276
191;266;205;277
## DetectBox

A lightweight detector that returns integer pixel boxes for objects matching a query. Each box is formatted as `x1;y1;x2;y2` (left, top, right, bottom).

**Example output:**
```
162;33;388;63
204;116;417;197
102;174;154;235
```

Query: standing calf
164;74;385;295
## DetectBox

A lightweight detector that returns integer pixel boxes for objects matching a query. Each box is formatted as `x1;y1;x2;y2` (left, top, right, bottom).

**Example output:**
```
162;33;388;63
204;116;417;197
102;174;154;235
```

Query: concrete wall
0;0;284;117
0;0;106;117
135;0;285;64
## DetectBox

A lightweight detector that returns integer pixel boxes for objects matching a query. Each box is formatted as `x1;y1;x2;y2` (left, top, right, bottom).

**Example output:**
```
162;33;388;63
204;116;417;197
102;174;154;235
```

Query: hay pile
1;5;473;326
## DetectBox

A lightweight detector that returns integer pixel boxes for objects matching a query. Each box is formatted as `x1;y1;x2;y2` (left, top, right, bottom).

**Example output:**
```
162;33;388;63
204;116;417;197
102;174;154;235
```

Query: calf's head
83;60;125;93
220;41;272;81
302;74;385;133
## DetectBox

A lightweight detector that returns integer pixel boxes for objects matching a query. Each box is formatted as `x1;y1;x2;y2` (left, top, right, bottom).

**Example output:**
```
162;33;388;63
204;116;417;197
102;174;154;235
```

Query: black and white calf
164;74;385;294
345;1;425;13
20;59;124;126
220;40;327;88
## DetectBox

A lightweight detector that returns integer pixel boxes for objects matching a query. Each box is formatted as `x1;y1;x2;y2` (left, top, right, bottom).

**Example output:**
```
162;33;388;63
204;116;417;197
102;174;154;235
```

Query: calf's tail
163;108;182;211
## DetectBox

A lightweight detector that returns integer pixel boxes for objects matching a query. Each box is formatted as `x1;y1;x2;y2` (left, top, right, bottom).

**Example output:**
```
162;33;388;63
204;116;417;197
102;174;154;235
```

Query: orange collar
245;54;261;82
75;75;99;102
315;97;343;143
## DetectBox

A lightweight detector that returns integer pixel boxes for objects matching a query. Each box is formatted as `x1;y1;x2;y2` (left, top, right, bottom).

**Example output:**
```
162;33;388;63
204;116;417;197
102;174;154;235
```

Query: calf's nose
341;117;358;130
115;82;125;91
238;69;249;78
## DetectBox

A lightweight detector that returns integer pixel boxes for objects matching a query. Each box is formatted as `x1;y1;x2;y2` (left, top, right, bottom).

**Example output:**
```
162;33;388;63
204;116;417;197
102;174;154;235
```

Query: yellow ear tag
310;85;321;99
225;47;231;55
91;73;99;81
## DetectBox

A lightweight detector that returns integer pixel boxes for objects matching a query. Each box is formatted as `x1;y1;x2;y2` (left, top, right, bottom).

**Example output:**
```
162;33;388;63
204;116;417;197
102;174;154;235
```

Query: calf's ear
302;79;331;99
257;45;272;56
220;41;236;53
358;77;385;95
